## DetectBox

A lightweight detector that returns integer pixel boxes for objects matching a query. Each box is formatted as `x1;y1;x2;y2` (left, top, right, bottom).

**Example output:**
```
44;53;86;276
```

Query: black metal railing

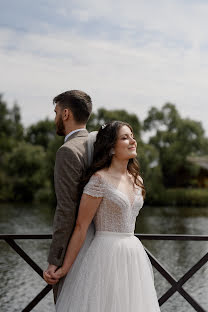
0;233;208;312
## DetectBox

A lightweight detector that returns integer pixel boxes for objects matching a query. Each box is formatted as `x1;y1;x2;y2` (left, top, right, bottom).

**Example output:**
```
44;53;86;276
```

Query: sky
1;0;208;135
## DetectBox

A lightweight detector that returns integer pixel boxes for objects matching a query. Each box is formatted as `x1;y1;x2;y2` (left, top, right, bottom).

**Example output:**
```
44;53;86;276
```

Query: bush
34;181;53;203
148;188;208;207
3;142;47;202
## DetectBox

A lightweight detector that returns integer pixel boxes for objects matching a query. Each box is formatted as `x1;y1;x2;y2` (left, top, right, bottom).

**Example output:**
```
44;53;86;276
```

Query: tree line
0;94;208;206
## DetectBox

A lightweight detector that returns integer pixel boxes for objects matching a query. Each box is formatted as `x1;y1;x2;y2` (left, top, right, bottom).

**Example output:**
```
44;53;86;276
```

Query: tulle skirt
56;231;160;312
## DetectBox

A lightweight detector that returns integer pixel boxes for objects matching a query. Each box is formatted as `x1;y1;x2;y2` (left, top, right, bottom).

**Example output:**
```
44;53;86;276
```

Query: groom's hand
52;266;67;279
43;264;59;285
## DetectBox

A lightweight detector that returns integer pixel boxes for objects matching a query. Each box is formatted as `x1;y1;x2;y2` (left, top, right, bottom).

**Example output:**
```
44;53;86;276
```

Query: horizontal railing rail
0;233;208;312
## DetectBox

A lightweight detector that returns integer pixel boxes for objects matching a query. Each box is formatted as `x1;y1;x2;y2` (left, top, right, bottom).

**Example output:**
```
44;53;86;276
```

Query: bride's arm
52;194;102;279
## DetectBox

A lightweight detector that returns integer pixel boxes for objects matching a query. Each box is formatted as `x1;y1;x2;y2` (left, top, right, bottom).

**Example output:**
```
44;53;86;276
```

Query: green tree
0;95;25;201
25;118;63;202
9;103;24;140
44;136;64;204
87;108;142;142
3;142;47;201
25;119;56;150
138;142;164;203
143;103;207;187
0;95;24;155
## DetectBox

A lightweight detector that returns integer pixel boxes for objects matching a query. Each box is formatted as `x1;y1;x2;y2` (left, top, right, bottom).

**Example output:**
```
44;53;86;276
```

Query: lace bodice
83;174;144;233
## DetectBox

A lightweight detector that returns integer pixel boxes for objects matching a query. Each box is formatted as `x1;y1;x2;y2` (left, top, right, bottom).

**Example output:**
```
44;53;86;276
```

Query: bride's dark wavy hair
83;120;145;198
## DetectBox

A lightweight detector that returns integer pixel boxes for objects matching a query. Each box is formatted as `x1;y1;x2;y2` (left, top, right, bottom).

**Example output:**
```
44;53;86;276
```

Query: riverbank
146;188;208;207
1;187;208;208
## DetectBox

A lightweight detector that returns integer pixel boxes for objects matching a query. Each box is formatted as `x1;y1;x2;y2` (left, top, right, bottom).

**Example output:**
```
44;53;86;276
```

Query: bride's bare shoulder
94;169;109;179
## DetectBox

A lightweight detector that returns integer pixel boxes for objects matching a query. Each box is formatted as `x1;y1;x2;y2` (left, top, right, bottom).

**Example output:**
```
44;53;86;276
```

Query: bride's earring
109;148;115;156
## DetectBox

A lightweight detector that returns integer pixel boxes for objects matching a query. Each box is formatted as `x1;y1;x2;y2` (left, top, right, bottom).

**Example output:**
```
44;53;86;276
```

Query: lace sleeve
83;174;105;198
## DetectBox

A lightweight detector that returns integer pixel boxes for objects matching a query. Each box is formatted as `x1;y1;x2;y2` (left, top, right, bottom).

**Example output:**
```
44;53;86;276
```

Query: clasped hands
43;264;67;285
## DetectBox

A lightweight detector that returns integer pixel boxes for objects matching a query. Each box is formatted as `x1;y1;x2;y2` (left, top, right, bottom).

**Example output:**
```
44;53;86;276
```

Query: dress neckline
95;173;140;207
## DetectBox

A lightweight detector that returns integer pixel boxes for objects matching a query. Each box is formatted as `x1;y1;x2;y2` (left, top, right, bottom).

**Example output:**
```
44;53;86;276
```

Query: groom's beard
56;116;65;136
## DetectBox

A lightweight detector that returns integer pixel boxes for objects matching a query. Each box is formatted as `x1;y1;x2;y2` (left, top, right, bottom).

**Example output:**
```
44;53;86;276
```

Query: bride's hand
53;266;68;279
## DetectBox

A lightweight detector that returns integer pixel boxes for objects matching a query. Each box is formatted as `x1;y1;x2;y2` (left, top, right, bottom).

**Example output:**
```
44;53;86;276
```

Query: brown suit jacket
48;129;89;266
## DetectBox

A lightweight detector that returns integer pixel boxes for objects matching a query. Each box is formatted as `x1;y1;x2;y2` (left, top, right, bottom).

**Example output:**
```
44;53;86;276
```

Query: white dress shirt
64;128;86;142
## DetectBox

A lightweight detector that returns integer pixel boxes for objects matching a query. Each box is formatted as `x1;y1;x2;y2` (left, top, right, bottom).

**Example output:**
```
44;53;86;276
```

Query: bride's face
113;125;137;160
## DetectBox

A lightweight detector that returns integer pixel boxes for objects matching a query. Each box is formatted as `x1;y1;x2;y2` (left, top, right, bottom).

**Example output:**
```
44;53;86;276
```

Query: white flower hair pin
101;124;107;129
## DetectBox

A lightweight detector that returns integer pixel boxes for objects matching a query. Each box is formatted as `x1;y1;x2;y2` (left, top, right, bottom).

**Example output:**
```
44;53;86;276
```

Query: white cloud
0;0;208;136
60;0;208;46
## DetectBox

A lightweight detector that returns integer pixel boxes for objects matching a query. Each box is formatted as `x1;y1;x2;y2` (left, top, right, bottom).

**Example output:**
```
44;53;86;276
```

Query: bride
52;120;160;312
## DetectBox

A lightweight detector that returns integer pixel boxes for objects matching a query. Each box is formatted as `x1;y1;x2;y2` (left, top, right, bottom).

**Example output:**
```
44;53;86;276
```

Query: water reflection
0;203;208;311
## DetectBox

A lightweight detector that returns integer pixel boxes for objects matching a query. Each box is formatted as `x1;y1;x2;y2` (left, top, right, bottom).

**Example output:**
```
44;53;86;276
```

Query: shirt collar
64;128;86;142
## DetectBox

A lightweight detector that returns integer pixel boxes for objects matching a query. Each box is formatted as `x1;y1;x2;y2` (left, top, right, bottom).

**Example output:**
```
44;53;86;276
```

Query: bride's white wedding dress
56;173;160;312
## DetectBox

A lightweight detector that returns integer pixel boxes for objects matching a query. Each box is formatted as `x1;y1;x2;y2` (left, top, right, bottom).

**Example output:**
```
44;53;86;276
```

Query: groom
43;90;95;302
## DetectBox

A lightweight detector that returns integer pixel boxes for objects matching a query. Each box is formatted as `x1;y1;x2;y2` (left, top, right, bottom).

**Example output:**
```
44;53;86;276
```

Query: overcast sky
1;0;208;135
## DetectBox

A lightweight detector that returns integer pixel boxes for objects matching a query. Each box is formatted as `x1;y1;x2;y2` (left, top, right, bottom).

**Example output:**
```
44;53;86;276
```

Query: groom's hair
53;90;92;124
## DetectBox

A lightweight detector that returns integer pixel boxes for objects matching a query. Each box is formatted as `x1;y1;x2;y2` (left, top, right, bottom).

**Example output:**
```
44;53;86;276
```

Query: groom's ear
62;108;72;121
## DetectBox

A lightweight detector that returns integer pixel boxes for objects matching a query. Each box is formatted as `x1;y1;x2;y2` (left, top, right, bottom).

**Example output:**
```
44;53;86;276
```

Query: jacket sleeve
48;146;83;266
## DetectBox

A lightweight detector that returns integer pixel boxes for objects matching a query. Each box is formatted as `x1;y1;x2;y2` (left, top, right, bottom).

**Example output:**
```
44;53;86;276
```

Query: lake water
0;203;208;312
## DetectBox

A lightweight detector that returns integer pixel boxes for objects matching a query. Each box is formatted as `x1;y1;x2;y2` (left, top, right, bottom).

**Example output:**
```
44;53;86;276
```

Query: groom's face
54;104;65;136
